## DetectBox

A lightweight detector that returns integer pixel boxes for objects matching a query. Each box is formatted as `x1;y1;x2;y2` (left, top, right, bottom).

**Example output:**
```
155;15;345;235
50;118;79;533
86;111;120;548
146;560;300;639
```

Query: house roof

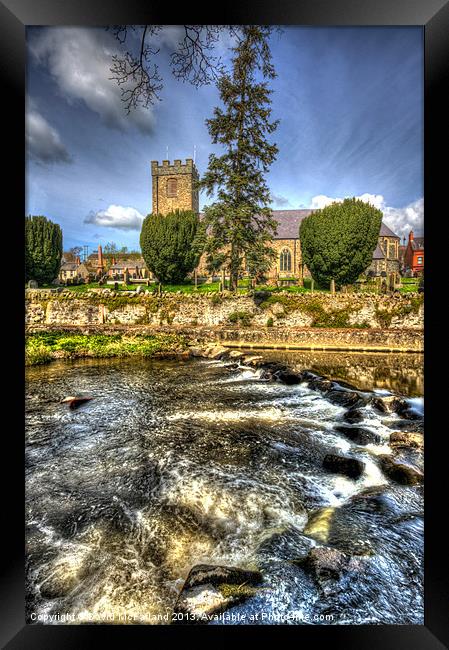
60;262;79;271
110;258;147;270
411;237;424;250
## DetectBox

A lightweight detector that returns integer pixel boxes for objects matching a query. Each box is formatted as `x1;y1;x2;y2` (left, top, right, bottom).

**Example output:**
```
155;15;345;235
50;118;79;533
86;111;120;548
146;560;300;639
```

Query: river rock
370;395;412;417
334;425;381;446
189;346;207;357
228;350;245;360
322;454;365;479
389;431;423;450
257;527;312;562
326;390;363;408
173;564;262;623
342;408;365;424
378;455;423;485
274;369;303;385
60;395;93;409
307;376;334;393
242;355;264;366
385;418;424;434
299;547;364;594
207;346;229;360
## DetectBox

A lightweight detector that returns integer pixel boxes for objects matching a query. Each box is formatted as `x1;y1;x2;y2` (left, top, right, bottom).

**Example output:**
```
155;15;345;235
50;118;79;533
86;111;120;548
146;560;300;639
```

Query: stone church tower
151;159;199;215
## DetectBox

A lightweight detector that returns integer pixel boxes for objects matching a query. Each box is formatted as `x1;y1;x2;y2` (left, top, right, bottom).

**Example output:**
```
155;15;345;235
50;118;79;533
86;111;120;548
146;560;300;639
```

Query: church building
151;158;400;283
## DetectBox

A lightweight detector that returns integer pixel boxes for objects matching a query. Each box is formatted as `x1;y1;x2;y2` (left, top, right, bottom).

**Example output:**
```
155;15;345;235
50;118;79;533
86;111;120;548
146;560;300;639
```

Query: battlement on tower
151;159;199;178
151;158;199;215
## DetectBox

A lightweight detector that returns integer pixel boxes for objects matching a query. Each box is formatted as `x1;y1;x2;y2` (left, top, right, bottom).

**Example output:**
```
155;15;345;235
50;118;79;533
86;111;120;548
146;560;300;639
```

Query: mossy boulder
173;564;263;623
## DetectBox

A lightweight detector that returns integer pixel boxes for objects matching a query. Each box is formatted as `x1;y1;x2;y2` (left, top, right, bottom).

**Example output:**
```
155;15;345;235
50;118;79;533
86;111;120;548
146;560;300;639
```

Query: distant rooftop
411;237;424;250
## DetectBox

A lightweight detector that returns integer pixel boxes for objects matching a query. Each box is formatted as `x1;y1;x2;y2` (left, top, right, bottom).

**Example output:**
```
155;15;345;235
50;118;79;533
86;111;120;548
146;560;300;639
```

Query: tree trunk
221;268;226;293
194;268;198;289
311;279;315;294
230;244;239;292
330;279;335;294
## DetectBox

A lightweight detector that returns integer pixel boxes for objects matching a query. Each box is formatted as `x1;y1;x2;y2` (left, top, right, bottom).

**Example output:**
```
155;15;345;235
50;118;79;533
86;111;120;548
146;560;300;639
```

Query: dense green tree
140;209;204;284
25;215;63;285
198;26;279;291
299;198;383;289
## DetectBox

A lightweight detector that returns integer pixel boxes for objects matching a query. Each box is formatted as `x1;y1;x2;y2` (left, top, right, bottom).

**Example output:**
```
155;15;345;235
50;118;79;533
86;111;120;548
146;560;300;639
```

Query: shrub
228;310;253;327
140;210;204;284
299;198;382;289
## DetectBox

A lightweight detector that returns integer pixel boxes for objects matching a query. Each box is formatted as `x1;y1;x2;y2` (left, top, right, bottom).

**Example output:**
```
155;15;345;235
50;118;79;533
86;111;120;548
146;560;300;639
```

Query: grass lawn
34;276;421;295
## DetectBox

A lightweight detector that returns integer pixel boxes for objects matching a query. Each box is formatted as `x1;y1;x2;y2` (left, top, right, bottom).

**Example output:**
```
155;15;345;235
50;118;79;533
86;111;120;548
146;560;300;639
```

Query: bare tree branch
108;25;163;113
107;25;240;113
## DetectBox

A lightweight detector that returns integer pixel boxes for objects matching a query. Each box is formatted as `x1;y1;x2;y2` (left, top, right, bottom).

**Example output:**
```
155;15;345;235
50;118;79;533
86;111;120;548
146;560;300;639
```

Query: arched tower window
167;178;178;197
279;248;292;272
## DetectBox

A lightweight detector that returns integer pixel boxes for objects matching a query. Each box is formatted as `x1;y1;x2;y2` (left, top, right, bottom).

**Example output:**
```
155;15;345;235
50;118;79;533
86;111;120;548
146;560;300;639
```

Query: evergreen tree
25;215;63;285
140;209;204;284
199;26;279;291
299;198;383;289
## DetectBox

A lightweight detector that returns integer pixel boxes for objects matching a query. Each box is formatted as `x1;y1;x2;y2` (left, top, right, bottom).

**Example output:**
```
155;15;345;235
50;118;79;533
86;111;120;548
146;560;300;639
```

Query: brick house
150;158;401;283
59;257;91;284
403;230;424;276
107;258;149;282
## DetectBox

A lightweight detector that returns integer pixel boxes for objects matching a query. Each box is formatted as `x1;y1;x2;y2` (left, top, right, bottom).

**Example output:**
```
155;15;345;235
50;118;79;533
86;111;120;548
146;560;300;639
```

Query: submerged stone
326;390;363;408
342;408;365;424
378;455;423;486
322;453;365;479
299;546;365;595
334;425;381;445
257;527;312;561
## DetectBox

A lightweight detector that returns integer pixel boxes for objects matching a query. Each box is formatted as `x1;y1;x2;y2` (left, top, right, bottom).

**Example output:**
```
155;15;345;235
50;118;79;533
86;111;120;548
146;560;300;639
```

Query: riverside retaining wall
25;289;423;352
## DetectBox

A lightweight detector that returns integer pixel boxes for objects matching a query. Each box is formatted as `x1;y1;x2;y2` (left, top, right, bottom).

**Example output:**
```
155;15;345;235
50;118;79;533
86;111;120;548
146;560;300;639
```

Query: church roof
379;222;400;238
200;209;399;241
272;210;313;239
372;244;386;260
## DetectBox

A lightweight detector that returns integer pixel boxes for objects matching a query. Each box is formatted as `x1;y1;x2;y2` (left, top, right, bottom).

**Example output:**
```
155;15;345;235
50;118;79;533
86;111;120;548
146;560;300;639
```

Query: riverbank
25;331;188;366
26;323;424;362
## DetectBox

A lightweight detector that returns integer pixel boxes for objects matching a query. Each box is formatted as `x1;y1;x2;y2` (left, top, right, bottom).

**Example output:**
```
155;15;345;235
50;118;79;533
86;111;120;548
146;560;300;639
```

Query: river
25;351;424;625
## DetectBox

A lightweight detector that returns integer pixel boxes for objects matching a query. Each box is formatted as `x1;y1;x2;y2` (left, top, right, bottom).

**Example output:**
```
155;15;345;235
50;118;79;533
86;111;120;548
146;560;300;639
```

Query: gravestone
27;280;38;289
136;284;145;294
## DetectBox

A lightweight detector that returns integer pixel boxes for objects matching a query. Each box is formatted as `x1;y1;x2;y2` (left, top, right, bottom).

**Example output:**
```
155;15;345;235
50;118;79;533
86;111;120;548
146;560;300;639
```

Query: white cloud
26;108;72;164
84;204;144;231
29;27;155;133
309;193;423;240
271;193;291;208
382;198;424;241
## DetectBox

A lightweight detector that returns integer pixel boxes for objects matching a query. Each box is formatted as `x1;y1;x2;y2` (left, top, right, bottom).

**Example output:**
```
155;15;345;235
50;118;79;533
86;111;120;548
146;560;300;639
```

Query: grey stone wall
25;288;424;333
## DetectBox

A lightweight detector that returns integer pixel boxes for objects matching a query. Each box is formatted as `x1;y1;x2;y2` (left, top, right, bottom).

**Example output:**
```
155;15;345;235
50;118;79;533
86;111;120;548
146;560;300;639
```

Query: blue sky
26;26;424;252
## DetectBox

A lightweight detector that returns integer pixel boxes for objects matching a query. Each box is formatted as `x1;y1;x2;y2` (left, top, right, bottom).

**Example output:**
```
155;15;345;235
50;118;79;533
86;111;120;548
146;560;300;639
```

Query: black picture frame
2;0;448;647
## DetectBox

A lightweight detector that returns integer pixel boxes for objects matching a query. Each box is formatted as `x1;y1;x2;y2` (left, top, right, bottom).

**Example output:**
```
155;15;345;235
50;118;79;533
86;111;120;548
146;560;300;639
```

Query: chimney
98;245;104;269
409;230;414;242
76;256;81;265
